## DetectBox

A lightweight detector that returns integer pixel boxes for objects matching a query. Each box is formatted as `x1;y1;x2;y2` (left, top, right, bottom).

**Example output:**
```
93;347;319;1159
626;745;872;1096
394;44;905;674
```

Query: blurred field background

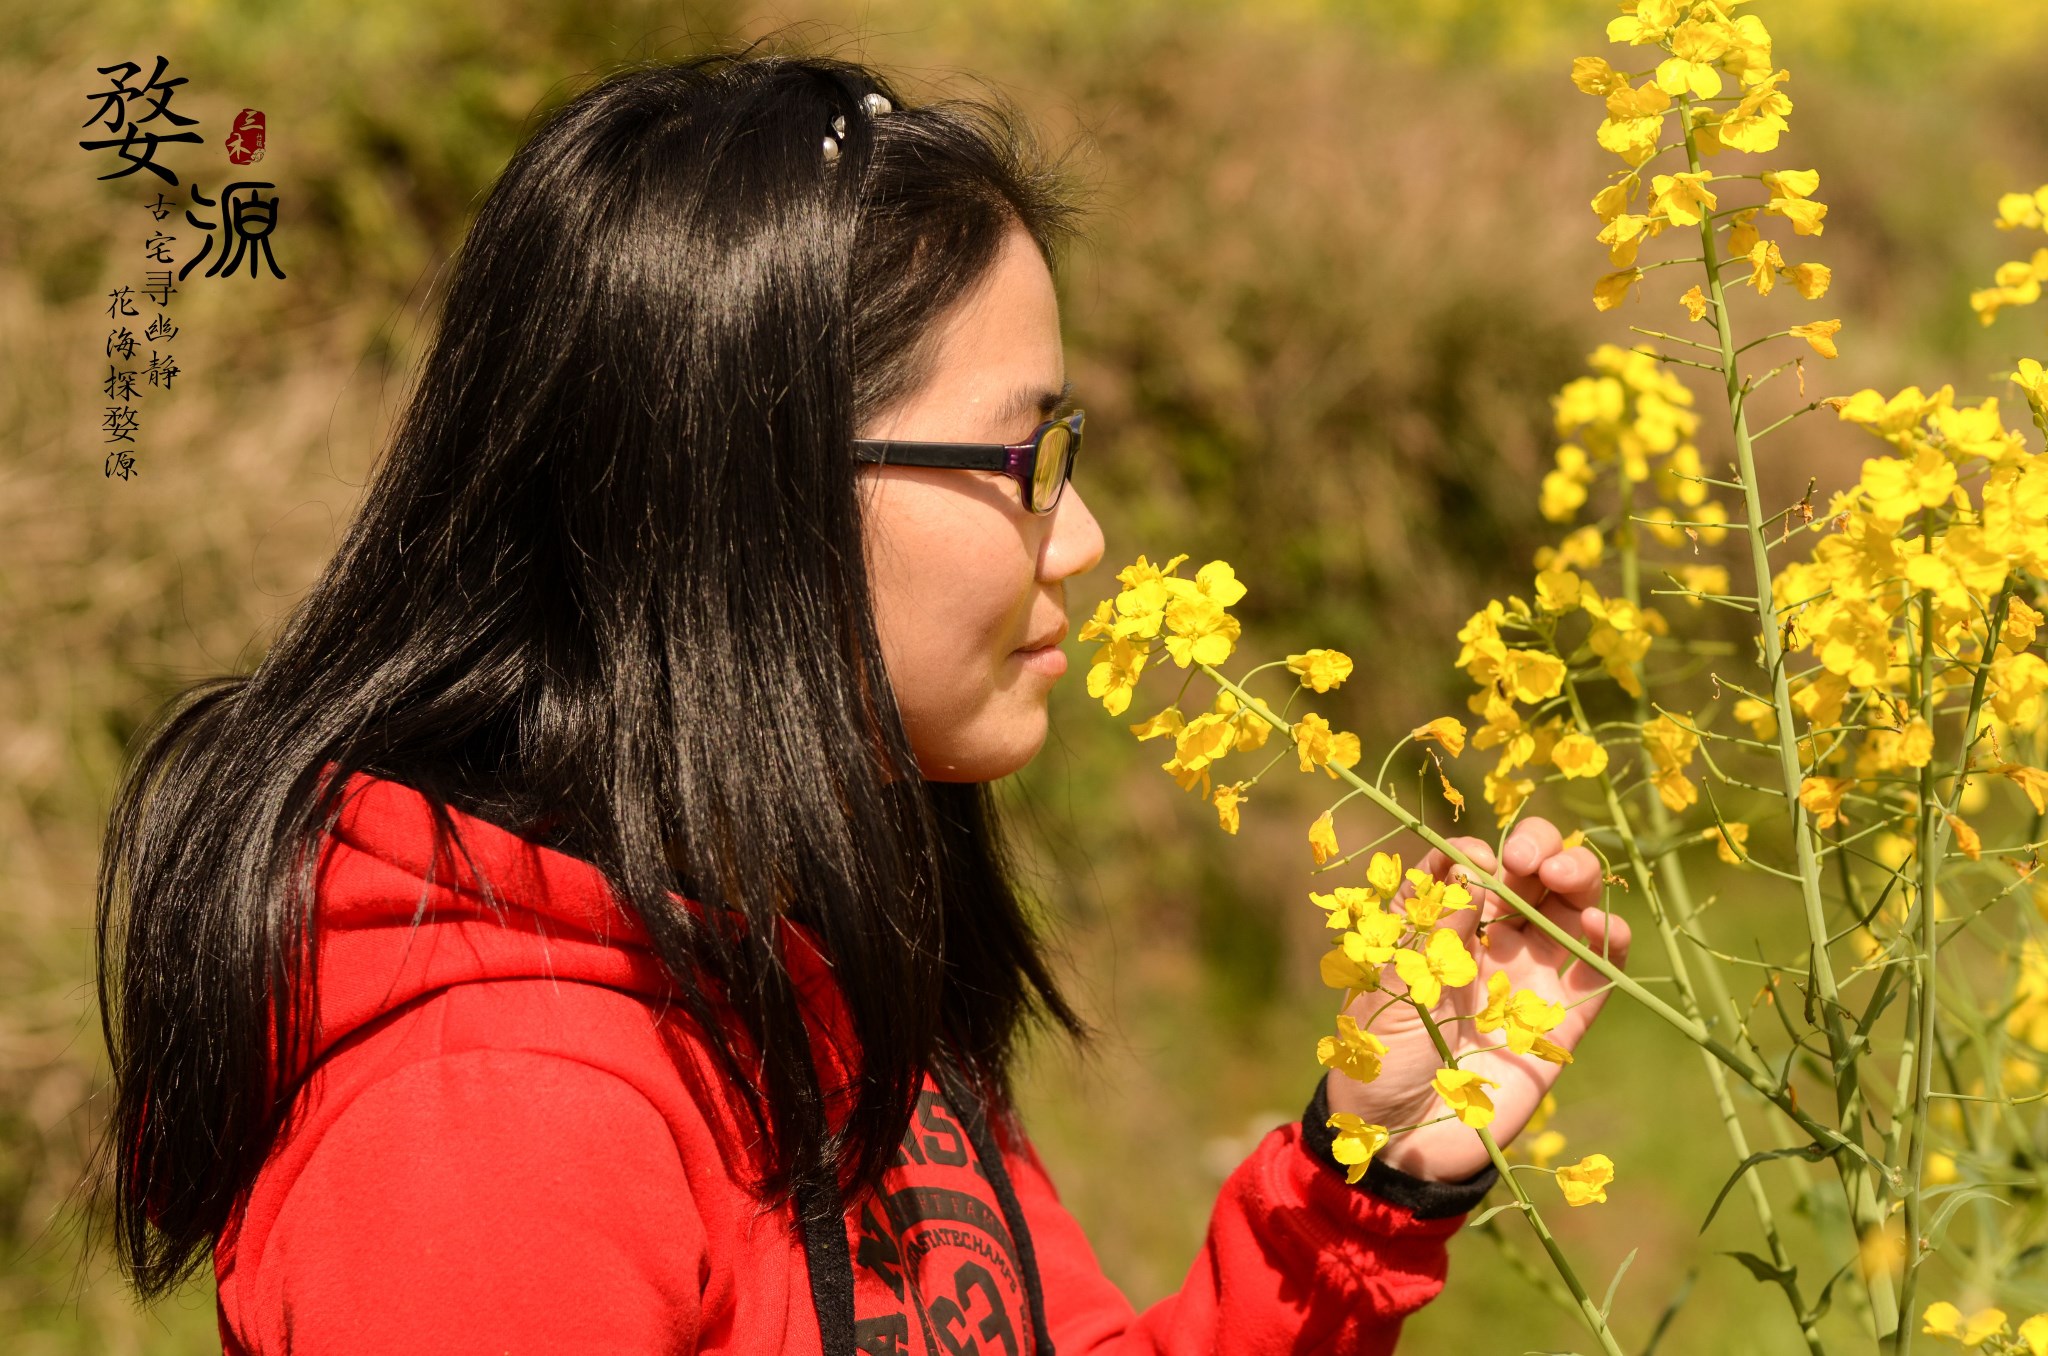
6;0;2048;1350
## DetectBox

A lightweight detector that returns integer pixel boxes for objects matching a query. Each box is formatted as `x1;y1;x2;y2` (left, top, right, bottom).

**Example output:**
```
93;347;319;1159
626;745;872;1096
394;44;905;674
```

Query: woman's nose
1042;482;1105;582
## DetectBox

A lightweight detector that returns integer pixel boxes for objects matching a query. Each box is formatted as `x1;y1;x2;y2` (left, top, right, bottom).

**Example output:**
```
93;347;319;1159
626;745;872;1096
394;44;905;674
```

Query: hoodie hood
302;767;860;1106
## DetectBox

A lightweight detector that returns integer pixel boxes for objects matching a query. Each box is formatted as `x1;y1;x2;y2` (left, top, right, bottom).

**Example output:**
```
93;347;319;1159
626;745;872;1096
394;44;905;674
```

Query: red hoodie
213;769;1493;1355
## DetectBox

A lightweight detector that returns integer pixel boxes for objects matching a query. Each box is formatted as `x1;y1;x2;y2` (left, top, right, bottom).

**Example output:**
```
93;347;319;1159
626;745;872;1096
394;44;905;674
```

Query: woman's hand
1324;816;1631;1183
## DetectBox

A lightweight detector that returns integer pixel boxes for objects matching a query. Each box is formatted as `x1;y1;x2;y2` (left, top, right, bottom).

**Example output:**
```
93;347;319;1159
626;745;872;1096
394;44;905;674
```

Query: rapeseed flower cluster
1305;847;1593;1199
1970;186;2048;327
1090;5;2048;1349
1918;1304;2048;1354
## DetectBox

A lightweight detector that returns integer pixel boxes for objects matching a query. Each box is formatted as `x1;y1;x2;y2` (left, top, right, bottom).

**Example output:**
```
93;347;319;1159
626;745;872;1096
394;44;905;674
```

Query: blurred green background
6;0;2048;1350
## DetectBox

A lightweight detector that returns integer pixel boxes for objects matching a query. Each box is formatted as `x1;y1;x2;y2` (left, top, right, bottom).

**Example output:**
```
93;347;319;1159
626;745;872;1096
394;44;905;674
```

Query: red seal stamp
226;109;265;165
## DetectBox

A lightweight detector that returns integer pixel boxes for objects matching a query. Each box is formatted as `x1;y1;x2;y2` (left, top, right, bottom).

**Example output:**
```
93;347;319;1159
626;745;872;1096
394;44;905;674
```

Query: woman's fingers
1501;817;1563;876
1539;845;1605;910
1416;835;1498;882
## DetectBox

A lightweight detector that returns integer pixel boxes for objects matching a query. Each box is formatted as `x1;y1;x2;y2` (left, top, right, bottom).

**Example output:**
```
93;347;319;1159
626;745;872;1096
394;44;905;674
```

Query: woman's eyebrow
994;378;1074;427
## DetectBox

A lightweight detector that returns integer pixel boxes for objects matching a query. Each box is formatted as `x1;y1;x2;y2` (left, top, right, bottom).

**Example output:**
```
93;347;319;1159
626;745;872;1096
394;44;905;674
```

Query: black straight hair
91;44;1092;1300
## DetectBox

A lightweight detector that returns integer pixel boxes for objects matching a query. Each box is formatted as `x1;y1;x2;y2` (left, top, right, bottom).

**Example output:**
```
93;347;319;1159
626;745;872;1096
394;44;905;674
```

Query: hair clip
826;93;893;165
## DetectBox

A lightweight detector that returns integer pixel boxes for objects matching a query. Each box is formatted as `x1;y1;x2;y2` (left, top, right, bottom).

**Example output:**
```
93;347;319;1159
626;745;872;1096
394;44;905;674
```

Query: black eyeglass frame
851;410;1085;515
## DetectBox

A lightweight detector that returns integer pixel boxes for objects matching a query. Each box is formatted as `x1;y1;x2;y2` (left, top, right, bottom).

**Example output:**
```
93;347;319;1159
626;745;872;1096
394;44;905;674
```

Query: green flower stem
1196;662;1872;1166
1410;1003;1627;1356
1894;580;2013;1356
1615;481;1826;1354
1481;1213;1588;1320
1678;102;1899;1341
1557;672;1822;1355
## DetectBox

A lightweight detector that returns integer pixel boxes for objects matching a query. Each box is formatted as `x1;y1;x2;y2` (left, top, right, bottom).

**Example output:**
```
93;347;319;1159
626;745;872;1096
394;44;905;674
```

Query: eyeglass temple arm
848;440;1026;471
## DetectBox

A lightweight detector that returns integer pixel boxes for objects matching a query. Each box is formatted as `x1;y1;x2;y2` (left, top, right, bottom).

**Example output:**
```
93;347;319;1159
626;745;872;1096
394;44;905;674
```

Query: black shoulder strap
932;1060;1056;1356
792;1043;857;1356
792;1050;1056;1356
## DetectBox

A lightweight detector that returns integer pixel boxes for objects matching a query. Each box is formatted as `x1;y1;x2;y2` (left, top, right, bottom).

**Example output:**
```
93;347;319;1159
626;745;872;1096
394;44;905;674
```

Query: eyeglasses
852;410;1085;515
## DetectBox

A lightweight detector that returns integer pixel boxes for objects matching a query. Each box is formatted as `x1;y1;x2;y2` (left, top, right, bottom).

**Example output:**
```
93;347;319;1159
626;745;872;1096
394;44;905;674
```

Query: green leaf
1721;1249;1795;1288
1927;1186;2009;1252
1801;1257;1857;1327
1699;1144;1832;1235
1599;1246;1638;1322
1465;1200;1529;1229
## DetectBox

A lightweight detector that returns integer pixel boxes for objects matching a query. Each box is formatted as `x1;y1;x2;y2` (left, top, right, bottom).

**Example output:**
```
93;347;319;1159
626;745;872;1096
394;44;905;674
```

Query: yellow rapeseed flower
1161;592;1241;668
1744;239;1785;295
1571;55;1630;98
1996;187;2048;231
2007;599;2046;656
1474;971;1573;1063
1343;906;1410;973
1308;810;1339;865
1535;566;1583;614
1590;172;1639;222
1501;648;1569;704
1556;1153;1616;1206
1412;716;1468;758
1317;1014;1389;1085
1087;638;1149;716
1319;943;1377;994
1606;0;1684;47
1115;552;1188;589
1292;712;1363;780
1394;927;1478;1007
1971;248;2048;325
1594;267;1644;311
1768;195;1829;236
1650;171;1718;226
1127;705;1183;741
1211;781;1246;835
1783;260;1831;300
1994;763;2048;815
1789;318;1842;358
1078;597;1116;642
1430;1067;1500;1129
1325;1113;1390;1184
1485;768;1536;828
1400;868;1475;929
1366;850;1403;899
1798;775;1853;830
1764;168;1820;200
1653;18;1731;99
1921;1301;2007;1346
1286;648;1355;692
1175;558;1248;607
1552;732;1610;779
1311;885;1373;932
1948;813;1982;862
1209;691;1270;753
1680;285;1707;321
1536;525;1607;573
1715;69;1793;154
1596;83;1674;167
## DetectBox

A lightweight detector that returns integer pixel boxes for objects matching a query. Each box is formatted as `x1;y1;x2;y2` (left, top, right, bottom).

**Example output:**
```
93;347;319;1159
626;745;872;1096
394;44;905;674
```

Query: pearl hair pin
823;91;894;164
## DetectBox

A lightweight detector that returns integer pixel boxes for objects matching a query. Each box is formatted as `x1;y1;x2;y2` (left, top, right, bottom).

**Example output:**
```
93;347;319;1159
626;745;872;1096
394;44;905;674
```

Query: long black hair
92;44;1091;1299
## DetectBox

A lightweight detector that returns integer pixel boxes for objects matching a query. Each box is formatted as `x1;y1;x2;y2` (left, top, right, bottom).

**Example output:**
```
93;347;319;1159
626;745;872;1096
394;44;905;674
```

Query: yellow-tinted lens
1034;424;1071;511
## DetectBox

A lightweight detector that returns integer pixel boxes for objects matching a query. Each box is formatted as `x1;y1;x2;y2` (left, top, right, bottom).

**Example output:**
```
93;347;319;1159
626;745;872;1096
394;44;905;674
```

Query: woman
93;47;1628;1355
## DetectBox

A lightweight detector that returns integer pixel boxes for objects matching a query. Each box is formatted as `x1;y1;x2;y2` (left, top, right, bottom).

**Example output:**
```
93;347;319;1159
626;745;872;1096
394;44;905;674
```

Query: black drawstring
791;1047;1053;1356
930;1059;1056;1356
792;1038;859;1356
